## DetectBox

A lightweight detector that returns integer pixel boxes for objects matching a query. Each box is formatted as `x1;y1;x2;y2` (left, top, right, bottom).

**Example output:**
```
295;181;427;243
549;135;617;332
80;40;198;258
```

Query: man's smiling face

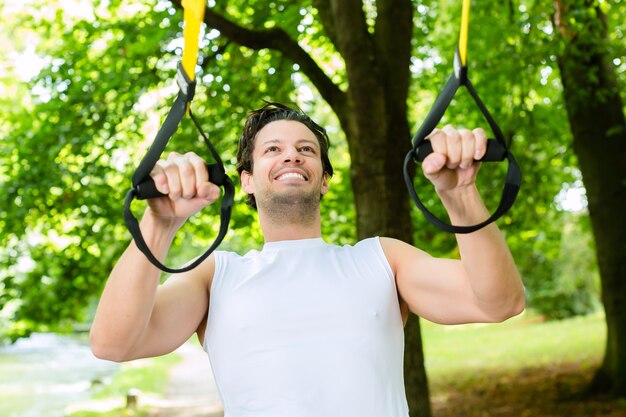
240;120;329;210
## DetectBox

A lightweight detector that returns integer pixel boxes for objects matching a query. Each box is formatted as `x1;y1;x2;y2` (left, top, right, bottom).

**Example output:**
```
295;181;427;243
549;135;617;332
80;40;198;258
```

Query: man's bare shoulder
165;252;217;295
378;237;431;270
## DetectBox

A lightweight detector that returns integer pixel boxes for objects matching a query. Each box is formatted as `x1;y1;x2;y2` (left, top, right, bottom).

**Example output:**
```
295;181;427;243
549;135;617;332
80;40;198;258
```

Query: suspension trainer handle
123;0;235;273
413;138;507;163
124;63;235;274
403;46;522;234
134;163;228;200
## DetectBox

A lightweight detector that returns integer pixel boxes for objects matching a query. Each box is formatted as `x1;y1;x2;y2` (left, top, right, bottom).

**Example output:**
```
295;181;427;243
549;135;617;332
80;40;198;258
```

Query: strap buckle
176;62;196;101
453;47;467;83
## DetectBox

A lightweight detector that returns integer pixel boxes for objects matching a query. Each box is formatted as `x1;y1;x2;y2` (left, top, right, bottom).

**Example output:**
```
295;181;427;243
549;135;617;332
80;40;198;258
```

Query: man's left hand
421;125;488;193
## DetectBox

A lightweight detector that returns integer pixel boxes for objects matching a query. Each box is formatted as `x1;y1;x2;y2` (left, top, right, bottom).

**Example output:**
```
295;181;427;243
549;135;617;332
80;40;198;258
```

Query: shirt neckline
262;237;326;251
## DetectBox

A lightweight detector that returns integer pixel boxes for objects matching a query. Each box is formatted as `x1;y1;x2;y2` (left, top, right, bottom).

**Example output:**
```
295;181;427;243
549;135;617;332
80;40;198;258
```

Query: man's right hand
147;151;221;226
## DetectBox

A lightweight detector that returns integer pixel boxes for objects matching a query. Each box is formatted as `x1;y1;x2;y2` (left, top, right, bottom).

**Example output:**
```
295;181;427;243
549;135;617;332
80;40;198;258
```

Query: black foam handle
135;163;226;200
414;139;507;163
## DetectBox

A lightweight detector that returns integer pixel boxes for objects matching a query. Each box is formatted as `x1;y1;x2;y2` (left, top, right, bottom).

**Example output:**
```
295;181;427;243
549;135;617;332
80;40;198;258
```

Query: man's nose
283;147;303;164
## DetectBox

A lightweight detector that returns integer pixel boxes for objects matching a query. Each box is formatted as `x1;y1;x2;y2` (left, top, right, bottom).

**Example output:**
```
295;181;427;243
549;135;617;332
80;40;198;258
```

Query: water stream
0;332;119;417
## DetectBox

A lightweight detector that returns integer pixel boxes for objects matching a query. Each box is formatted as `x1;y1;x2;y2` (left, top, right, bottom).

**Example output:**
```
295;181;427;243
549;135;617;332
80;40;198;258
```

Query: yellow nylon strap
458;0;470;66
181;0;205;82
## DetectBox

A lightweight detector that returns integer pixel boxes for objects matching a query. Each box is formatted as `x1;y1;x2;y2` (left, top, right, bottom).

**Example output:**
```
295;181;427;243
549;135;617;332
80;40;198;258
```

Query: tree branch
169;0;347;115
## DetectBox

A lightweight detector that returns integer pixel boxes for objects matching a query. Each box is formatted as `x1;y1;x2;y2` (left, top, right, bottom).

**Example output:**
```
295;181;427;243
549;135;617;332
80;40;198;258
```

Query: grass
63;313;608;416
420;312;620;417
92;354;182;399
65;410;147;417
422;312;605;381
65;352;182;417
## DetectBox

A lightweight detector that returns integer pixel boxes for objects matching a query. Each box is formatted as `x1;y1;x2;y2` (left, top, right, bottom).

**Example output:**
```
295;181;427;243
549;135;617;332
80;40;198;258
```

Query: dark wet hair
236;102;334;209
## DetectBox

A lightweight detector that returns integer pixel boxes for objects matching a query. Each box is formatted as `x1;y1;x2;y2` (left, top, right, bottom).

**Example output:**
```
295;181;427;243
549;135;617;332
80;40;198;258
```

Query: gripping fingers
427;128;447;156
472;127;488;160
421;128;447;174
442;125;462;169
157;153;182;200
151;152;217;202
459;128;475;169
176;154;200;199
172;152;213;199
150;162;170;195
187;152;218;200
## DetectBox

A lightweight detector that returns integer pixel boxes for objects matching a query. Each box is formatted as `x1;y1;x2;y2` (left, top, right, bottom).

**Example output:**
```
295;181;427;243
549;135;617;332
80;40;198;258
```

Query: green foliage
528;212;601;320
0;0;179;338
2;0;621;339
407;0;608;316
0;0;356;340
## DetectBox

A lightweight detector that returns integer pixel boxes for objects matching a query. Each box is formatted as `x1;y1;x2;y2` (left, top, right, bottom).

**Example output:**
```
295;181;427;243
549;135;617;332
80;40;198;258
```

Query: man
90;102;525;416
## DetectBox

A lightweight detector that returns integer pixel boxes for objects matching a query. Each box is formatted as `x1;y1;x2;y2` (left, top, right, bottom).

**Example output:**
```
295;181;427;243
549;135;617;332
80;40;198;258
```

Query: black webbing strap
403;48;522;233
124;63;235;273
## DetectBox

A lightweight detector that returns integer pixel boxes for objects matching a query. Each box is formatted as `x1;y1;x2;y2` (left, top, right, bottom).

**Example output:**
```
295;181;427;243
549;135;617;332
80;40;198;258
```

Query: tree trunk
554;0;626;397
197;0;434;413
323;1;432;414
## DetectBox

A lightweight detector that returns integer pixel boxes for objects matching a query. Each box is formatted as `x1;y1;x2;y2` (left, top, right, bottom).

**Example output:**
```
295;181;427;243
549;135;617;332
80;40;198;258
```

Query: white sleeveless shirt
203;237;409;417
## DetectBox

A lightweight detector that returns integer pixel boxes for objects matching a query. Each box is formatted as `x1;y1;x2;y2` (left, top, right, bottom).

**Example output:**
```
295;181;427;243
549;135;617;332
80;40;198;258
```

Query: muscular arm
89;213;213;361
383;126;525;325
90;152;219;362
382;187;525;324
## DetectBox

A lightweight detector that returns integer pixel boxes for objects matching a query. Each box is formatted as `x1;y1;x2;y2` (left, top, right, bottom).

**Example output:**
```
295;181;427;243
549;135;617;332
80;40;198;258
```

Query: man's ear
320;172;329;196
240;170;255;194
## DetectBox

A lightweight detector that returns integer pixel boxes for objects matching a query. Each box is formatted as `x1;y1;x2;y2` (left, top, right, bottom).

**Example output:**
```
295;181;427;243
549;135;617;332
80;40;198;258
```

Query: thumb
197;182;221;202
422;153;446;177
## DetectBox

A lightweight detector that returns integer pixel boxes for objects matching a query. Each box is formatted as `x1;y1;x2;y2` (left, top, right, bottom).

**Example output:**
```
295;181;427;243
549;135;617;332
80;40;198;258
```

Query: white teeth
277;172;306;181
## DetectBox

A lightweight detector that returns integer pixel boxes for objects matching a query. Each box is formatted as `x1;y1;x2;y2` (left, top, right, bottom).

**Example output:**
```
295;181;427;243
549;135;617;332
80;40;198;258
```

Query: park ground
430;363;626;416
424;313;626;416
149;344;626;417
61;313;625;417
146;313;625;417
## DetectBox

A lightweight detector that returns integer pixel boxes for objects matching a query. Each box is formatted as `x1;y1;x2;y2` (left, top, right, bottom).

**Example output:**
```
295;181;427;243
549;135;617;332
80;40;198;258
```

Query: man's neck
257;208;322;243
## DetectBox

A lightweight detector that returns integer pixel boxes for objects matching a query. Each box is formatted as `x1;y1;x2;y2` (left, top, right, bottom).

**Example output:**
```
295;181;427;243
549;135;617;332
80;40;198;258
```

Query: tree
181;0;432;413
553;0;626;397
0;0;433;412
3;0;620;412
